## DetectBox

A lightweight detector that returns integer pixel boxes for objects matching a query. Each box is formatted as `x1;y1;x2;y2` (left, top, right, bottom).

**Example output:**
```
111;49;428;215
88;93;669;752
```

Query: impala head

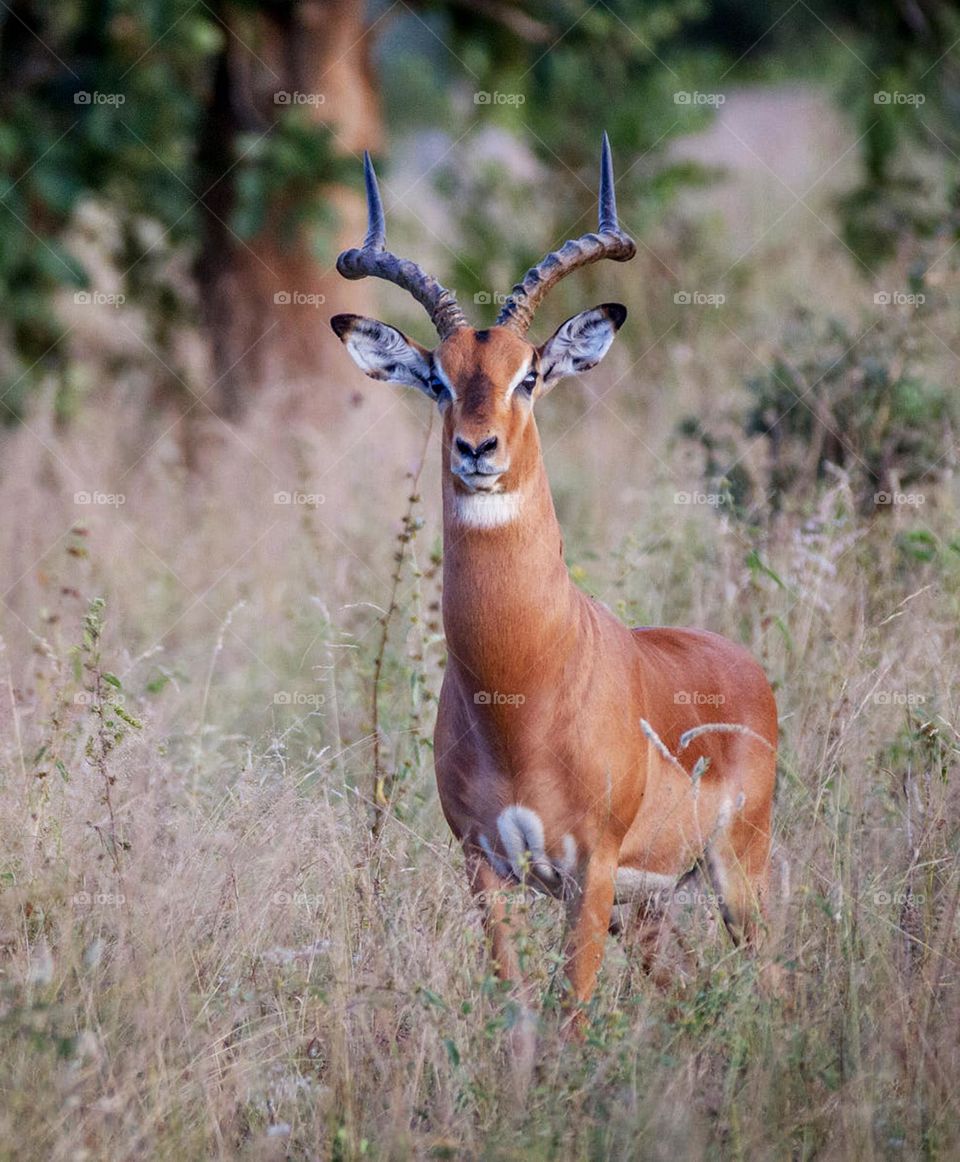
331;135;636;511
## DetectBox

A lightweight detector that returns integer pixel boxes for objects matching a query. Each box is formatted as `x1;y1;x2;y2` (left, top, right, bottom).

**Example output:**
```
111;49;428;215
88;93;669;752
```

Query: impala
331;136;778;1036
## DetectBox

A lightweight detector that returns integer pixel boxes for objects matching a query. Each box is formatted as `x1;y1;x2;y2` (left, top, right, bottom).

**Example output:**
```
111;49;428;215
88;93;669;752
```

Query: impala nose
456;435;498;459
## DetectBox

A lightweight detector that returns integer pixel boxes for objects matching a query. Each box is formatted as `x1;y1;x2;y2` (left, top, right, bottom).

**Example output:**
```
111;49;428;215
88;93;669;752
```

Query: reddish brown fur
431;327;778;1020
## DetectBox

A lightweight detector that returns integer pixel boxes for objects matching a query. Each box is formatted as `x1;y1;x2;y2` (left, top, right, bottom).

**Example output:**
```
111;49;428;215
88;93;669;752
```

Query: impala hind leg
464;850;537;1089
704;799;783;993
619;874;705;994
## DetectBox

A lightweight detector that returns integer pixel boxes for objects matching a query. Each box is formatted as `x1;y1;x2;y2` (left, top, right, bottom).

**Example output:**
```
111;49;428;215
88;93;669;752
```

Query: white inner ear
540;308;618;387
433;358;457;401
342;319;433;393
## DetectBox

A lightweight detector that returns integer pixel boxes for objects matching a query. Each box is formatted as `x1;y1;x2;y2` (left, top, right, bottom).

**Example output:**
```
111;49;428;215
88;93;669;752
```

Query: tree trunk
195;0;382;427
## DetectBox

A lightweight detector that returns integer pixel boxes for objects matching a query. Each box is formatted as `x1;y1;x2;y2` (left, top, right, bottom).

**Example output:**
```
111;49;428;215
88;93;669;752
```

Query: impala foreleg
561;847;618;1029
465;849;528;982
464;848;537;1086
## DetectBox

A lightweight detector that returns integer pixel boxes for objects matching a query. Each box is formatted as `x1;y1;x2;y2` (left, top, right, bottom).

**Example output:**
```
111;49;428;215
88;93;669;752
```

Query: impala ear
330;313;435;396
538;303;626;392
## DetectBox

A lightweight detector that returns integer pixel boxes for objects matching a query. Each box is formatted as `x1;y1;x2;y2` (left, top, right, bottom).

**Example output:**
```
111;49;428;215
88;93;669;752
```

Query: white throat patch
454;491;522;528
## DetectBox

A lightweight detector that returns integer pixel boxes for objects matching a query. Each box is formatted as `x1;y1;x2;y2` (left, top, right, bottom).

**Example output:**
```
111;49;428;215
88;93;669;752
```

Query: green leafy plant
681;308;957;517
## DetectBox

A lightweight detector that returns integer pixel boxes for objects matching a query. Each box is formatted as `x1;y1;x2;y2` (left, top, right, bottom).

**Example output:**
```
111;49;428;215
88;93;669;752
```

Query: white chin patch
454;491;522;528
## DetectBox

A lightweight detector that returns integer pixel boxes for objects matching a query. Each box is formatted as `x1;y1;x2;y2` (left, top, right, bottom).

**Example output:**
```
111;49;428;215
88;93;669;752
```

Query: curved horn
495;133;636;336
336;152;469;341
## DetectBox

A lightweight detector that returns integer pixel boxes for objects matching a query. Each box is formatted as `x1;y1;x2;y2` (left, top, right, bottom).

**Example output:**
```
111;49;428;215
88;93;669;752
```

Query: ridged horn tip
362;150;386;251
598;131;618;235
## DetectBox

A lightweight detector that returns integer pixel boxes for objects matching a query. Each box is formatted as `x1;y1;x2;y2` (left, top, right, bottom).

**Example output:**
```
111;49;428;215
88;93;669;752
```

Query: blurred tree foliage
0;0;216;412
1;0;960;426
832;0;960;267
384;0;723;305
390;1;960;295
0;0;354;421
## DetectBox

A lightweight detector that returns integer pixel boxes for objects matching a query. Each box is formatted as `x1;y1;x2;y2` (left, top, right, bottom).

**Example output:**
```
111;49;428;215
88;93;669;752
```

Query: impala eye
519;370;538;394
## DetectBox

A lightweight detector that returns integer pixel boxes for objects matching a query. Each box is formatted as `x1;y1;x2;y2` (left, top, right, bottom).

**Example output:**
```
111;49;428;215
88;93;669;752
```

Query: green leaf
746;550;791;592
113;705;143;730
416;986;447;1011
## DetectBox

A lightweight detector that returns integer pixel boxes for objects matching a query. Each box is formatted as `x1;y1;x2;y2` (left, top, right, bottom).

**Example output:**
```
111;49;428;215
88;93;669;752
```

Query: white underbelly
613;867;679;902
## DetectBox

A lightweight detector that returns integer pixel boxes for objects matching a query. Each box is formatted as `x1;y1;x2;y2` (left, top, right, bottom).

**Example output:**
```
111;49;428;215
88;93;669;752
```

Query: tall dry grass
1;90;959;1158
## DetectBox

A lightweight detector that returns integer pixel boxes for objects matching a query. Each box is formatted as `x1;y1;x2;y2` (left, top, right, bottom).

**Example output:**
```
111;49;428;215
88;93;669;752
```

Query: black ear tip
330;313;360;339
601;302;627;330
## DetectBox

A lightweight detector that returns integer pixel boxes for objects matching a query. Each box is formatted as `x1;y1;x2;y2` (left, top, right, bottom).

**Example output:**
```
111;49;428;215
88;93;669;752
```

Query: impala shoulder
631;625;764;670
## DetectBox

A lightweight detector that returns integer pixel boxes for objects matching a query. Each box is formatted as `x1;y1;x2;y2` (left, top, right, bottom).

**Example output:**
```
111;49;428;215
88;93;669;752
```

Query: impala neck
440;434;578;685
